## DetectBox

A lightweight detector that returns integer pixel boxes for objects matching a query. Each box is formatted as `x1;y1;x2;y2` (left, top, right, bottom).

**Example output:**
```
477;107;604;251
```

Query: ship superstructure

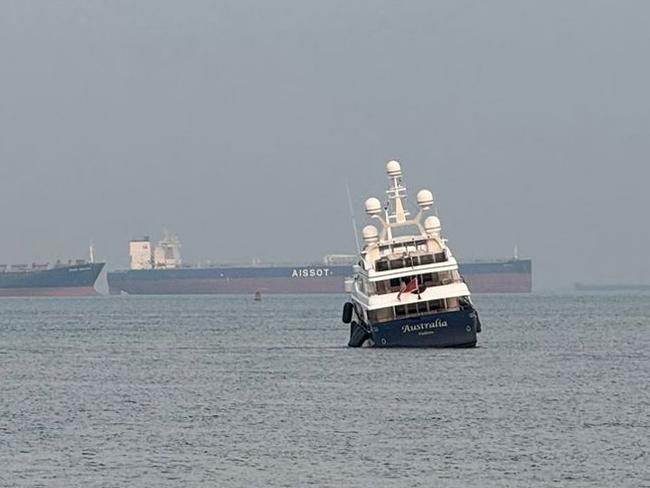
342;160;481;347
128;231;182;270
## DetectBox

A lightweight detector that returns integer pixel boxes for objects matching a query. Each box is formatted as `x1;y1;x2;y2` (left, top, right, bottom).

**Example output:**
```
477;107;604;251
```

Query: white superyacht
342;160;482;347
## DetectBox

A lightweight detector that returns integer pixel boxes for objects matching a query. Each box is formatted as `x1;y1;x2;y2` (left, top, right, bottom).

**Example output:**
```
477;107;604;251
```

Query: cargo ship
107;232;532;295
575;283;650;292
0;260;105;297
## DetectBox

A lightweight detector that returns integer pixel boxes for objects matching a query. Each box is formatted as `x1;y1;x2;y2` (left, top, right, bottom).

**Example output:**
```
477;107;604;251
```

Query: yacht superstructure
342;160;481;347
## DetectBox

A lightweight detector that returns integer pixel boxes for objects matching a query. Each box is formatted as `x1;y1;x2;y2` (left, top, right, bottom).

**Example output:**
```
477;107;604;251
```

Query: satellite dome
386;160;402;177
416;189;434;208
424;216;441;236
365;197;382;215
362;225;379;243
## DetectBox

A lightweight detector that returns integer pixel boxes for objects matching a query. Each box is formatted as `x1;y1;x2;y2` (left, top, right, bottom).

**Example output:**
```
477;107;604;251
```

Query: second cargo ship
107;232;532;295
0;260;105;297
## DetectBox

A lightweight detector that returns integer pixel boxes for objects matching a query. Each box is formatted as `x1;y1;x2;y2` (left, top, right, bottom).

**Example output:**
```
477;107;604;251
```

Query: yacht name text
402;319;448;333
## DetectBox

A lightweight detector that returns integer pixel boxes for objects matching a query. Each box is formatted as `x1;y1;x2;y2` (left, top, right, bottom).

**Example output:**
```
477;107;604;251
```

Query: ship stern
369;309;478;348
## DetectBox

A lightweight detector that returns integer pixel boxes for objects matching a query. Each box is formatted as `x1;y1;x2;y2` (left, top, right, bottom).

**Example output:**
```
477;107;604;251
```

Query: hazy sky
1;1;649;289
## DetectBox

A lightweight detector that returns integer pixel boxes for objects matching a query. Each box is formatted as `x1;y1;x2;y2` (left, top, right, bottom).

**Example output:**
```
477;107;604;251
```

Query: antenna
89;241;95;263
514;245;519;261
346;181;361;254
385;160;409;225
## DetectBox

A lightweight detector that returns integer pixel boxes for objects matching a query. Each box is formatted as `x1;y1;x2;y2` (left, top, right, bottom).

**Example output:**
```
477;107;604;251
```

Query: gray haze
1;1;649;290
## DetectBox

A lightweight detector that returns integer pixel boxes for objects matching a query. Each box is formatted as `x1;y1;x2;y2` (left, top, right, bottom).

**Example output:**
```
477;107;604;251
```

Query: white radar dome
417;189;434;209
424;216;441;236
365;197;382;216
386;160;402;177
362;225;379;243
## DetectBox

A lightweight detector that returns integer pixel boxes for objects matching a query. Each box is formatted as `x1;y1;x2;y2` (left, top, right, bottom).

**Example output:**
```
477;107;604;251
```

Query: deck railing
375;251;447;272
367;296;471;324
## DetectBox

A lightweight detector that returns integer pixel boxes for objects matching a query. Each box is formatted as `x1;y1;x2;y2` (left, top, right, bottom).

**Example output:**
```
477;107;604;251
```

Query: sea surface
1;293;648;487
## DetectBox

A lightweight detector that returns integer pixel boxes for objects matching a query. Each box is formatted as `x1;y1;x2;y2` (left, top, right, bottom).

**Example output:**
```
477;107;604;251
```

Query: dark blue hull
107;259;531;295
366;309;479;348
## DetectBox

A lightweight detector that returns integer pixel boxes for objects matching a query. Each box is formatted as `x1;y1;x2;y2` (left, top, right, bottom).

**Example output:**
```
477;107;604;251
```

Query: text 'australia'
401;319;448;334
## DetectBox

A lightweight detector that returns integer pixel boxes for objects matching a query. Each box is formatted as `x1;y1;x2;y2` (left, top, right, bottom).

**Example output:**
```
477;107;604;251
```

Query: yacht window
420;254;434;265
395;305;407;317
439;271;451;285
369;307;394;323
375;281;388;294
417;301;429;314
429;299;443;312
373;269;463;296
407;303;418;315
446;297;459;310
376;260;389;272
390;258;403;269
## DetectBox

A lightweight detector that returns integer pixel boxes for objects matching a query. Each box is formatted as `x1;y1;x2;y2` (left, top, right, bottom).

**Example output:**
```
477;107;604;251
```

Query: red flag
397;277;418;300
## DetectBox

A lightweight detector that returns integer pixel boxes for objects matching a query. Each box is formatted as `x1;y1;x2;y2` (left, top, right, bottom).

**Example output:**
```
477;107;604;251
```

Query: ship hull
356;309;478;348
0;263;104;297
0;286;99;297
462;272;531;293
459;259;532;293
107;259;532;295
108;276;344;295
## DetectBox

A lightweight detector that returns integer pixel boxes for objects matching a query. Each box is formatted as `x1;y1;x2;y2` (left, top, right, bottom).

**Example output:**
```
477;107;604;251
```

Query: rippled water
1;294;648;487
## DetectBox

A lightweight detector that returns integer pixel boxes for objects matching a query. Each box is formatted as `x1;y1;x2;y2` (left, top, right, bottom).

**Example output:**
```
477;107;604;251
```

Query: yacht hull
359;309;478;348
